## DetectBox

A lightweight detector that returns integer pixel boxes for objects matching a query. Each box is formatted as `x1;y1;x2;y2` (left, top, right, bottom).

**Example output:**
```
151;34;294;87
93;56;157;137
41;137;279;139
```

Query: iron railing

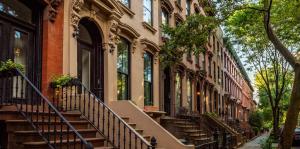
0;69;92;149
51;79;153;149
195;140;218;149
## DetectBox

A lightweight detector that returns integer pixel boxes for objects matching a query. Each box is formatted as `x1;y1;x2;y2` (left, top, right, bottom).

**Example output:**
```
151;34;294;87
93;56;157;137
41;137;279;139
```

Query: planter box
144;106;159;112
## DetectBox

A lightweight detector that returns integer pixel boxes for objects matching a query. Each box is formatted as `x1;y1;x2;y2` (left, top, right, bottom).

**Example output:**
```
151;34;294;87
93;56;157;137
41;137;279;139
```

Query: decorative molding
107;20;121;54
131;39;138;54
117;1;135;17
140;38;160;53
118;22;140;39
161;0;174;14
49;0;63;22
71;0;84;38
142;22;157;34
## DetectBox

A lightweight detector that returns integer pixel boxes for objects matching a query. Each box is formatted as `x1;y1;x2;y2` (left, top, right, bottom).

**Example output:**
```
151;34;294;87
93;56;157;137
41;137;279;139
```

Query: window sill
117;1;135;17
174;1;183;11
142;22;157;34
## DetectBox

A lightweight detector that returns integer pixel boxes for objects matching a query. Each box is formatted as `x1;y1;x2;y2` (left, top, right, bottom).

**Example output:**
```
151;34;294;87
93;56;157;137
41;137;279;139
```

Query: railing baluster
67;126;70;149
118;119;121;148
70;86;73;110
65;86;68;111
113;115;115;146
88;93;91;120
108;110;110;142
93;96;95;123
124;124;126;148
74;85;77;110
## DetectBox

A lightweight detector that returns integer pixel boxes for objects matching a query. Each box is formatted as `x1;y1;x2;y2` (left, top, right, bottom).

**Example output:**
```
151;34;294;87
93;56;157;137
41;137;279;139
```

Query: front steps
121;116;152;142
0;107;111;149
161;117;213;146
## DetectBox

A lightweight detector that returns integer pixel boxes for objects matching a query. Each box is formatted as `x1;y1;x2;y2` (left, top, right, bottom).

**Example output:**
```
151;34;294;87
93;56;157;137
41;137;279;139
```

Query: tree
223;0;300;147
254;62;293;139
161;0;300;147
249;110;263;134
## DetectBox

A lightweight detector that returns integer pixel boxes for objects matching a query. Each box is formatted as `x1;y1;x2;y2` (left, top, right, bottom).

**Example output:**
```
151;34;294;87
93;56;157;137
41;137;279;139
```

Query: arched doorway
77;18;104;100
0;0;43;86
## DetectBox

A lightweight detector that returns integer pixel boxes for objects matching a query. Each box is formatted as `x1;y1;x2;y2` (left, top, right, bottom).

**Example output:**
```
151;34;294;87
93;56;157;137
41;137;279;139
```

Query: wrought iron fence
51;79;154;149
0;69;92;149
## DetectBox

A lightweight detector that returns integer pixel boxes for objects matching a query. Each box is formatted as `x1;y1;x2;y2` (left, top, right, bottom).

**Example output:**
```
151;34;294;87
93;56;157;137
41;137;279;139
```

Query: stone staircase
0;107;112;149
121;116;152;142
161;117;213;146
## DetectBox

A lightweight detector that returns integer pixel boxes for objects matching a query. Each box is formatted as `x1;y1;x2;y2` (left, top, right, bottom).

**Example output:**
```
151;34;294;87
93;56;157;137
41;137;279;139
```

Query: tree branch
263;0;298;68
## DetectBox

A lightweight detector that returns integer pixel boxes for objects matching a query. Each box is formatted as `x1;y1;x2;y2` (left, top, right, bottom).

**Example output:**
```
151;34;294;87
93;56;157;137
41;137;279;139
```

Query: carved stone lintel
49;0;63;22
71;0;84;38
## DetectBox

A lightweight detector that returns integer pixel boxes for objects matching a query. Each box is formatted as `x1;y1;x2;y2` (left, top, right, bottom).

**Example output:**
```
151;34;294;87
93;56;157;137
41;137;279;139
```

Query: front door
163;67;171;115
77;18;104;100
0;0;41;85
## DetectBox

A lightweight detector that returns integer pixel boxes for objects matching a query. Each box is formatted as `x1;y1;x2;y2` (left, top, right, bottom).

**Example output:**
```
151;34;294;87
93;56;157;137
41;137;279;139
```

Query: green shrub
0;59;24;73
50;75;76;88
260;137;273;149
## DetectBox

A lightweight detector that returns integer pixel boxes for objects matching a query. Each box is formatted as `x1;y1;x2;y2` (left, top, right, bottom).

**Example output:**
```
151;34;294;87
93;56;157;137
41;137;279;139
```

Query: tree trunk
279;67;300;149
273;107;280;140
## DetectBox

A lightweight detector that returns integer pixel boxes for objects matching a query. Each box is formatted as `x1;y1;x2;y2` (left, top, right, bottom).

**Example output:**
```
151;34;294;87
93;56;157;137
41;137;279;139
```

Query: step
134;129;144;135
14;129;97;142
128;123;137;129
175;125;198;128
183;130;203;133
143;135;151;142
0;110;82;121
22;137;105;149
189;133;207;137
121;117;130;123
5;120;89;132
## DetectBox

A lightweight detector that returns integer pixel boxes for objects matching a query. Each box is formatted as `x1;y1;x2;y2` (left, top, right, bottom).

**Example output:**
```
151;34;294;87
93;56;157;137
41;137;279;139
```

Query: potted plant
0;59;24;77
50;75;77;111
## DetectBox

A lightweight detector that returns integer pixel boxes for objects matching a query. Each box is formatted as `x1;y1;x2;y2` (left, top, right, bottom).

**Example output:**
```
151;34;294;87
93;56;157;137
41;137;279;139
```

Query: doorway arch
77;18;104;100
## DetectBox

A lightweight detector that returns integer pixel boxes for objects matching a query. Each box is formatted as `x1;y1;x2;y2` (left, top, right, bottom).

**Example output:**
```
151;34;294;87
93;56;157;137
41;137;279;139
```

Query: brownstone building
0;0;255;148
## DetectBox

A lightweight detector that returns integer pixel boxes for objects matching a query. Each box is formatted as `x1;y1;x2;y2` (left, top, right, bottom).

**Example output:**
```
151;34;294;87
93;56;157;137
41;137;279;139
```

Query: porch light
197;91;201;95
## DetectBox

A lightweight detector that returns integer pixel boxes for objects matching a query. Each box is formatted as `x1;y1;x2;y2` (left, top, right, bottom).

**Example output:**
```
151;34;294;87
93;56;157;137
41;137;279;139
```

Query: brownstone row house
0;0;256;149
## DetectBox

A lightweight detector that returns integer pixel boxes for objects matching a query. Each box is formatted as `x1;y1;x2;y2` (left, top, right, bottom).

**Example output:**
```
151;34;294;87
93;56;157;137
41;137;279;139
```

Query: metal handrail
0;69;92;149
52;79;153;148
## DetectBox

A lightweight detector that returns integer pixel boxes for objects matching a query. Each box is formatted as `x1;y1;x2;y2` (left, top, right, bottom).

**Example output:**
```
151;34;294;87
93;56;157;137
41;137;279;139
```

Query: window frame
121;0;131;8
117;38;131;100
143;0;153;26
144;51;154;106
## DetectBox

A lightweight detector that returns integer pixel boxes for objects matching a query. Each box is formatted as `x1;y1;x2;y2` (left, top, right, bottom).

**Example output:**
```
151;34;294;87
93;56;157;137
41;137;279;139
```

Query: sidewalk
238;133;269;149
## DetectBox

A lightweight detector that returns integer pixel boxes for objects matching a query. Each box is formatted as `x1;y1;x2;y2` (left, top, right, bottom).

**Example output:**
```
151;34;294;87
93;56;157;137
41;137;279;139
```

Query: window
144;52;153;105
161;9;169;38
186;0;191;16
143;0;152;25
175;72;182;113
195;54;199;66
117;38;130;100
187;77;193;111
213;61;216;81
120;0;130;7
161;9;169;25
201;53;206;70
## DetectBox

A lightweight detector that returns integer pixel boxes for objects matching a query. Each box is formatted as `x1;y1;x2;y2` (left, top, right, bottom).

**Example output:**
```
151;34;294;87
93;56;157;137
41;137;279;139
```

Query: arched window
144;52;153;105
117;38;131;100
